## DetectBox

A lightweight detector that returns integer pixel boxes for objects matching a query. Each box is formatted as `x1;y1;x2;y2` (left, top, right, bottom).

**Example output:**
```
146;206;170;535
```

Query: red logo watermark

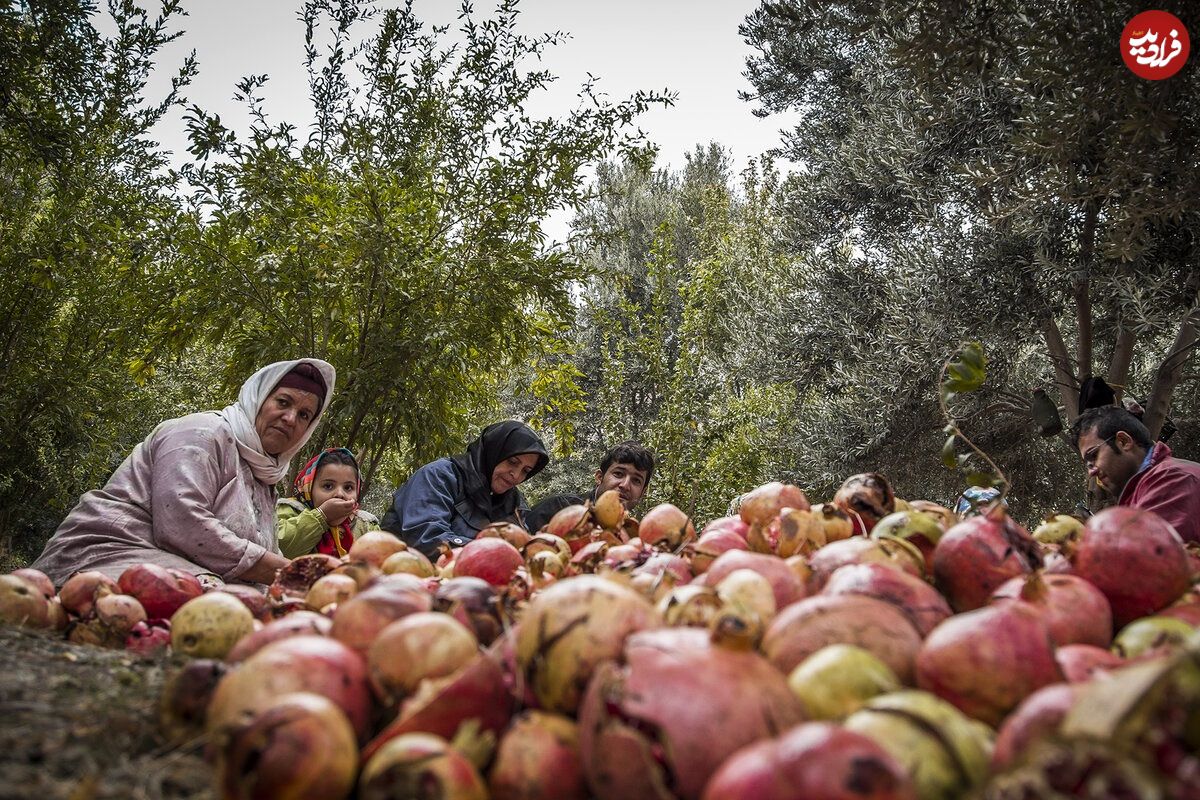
1122;10;1190;80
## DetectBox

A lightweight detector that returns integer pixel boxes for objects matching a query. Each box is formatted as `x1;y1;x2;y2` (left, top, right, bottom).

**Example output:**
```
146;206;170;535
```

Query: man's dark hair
1070;406;1154;451
599;441;655;483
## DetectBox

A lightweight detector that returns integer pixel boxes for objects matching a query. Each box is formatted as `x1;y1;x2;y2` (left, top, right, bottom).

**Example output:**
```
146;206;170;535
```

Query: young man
524;441;655;533
1072;406;1200;543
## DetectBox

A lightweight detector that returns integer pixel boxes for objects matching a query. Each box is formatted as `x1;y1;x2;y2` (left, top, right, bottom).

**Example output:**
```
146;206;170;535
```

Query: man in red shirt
1072;406;1200;543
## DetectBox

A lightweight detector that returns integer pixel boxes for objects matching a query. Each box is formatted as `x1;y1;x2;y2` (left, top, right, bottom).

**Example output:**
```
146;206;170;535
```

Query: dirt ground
0;626;214;800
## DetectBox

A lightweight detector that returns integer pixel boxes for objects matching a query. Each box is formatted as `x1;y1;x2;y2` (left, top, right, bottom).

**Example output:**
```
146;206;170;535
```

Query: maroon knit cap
273;363;327;407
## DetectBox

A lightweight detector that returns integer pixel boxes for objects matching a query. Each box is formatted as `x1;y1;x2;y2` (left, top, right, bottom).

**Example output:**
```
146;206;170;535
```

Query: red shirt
1119;442;1200;544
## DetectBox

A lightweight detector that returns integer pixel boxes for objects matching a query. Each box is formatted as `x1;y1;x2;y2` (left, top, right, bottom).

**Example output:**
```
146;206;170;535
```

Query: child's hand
318;497;357;527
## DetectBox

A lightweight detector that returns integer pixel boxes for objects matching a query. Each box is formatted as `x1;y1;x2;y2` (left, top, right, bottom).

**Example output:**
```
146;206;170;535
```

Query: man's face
1077;427;1145;497
594;461;649;509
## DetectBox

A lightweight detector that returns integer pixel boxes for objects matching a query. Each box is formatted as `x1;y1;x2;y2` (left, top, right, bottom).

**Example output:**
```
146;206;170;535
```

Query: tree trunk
1040;313;1080;420
1142;302;1200;439
1107;326;1138;402
1074;202;1098;382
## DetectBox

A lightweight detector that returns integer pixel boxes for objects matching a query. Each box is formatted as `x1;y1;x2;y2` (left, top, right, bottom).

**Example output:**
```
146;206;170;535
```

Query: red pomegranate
489;711;586;800
738;482;810;525
58;570;120;618
116;564;203;620
453;538;524;586
159;658;229;742
822;562;952;637
477;521;533;550
932;510;1041;612
329;575;433;653
216;584;272;621
545;504;591;540
833;473;895;533
1159;602;1200;627
807;537;923;593
702;722;917;800
367;612;479;705
763;594;923;683
639;503;697;550
688;528;749;574
1069;506;1191;628
125;619;172;658
346;530;408;567
433;577;503;646
700;550;806;610
225;610;333;663
1054;644;1126;683
214;691;358;800
362;650;513;763
269;553;343;599
991;683;1080;770
207;634;373;742
360;732;486;800
991;572;1113;648
578;628;805;800
700;516;750;541
915;601;1062;726
11;568;54;600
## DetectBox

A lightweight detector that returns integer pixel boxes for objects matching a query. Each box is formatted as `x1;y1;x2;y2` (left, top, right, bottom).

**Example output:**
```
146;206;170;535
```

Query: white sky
149;0;797;240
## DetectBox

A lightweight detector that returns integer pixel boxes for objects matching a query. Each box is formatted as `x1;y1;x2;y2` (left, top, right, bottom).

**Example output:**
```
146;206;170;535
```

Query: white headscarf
216;358;337;485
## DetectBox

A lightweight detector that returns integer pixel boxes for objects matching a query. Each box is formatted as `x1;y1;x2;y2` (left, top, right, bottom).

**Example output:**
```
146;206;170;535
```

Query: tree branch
1142;300;1200;438
1107;324;1137;402
1074;201;1098;381
1039;312;1080;420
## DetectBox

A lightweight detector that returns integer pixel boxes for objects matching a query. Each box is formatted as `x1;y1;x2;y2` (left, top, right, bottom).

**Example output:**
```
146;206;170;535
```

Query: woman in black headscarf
381;421;550;557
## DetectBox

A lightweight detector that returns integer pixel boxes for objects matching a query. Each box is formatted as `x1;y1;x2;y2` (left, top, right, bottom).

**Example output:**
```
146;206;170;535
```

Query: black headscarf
448;421;550;518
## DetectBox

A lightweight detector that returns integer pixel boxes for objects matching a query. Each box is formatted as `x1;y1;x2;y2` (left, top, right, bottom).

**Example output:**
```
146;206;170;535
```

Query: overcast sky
150;0;796;239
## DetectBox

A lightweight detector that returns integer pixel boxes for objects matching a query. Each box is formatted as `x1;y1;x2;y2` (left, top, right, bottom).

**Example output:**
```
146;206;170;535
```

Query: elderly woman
381;420;549;557
32;358;336;586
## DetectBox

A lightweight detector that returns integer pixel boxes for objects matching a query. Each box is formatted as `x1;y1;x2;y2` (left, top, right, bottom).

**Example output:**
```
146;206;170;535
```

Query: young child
276;447;379;558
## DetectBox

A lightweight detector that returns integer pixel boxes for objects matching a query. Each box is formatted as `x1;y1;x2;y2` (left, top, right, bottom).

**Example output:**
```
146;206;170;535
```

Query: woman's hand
319;497;358;527
241;551;291;584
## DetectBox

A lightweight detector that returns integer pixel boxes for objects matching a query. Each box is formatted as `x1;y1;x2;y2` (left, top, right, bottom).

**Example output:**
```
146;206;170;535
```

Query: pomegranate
159;658;230;742
329;559;383;590
382;548;436;578
809;503;856;543
269;553;343;599
992;683;1080;770
991;572;1113;647
453;538;524;586
477;521;533;549
578;628;805;800
170;592;255;659
593;489;626;530
700;550;806;610
0;574;51;628
1054;644;1126;683
807;537;923;593
822;562;952;637
368;612;479;704
906;500;957;531
359;732;487;800
763;594;923;683
833;473;895;533
545;504;591;540
329;574;432;652
116;563;203;620
700;515;750;541
46;597;69;630
214;691;358;800
125;618;172;657
932;510;1041;612
523;532;572;563
687;528;748;574
639;503;696;550
1159;602;1200;627
489;711;587;800
1069;506;1191;628
347;530;408;567
786;644;900;721
715;569;777;622
94;592;147;637
362;649;512;761
915;601;1062;726
305;573;359;612
226;610;333;663
58;570;119;618
1112;616;1195;658
207;634;373;741
216;584;271;621
1032;514;1085;545
769;508;826;558
433;577;502;645
515;575;659;714
870;509;944;564
657;585;722;628
739;481;811;525
11;568;54;600
702;722;917;800
844;691;991;800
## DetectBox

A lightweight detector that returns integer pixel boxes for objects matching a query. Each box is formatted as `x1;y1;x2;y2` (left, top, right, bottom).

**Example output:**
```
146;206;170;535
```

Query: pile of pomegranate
4;478;1200;800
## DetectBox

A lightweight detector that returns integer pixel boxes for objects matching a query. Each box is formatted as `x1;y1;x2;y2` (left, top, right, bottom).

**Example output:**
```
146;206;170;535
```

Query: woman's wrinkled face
491;453;539;494
255;388;320;456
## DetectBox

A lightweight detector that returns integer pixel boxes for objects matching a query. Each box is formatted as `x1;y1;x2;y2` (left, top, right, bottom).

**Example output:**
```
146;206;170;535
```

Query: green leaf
941;436;958;469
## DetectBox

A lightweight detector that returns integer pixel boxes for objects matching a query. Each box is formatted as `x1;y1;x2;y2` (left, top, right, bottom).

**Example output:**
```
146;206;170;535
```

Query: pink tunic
1119;442;1200;544
33;413;279;586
